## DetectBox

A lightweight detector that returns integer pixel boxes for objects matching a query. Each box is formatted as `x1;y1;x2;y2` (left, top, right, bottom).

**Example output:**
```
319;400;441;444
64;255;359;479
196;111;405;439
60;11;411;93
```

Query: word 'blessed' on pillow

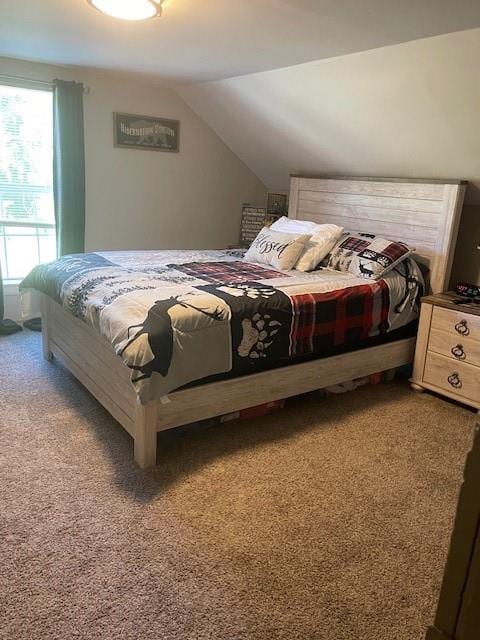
244;227;311;271
324;232;413;279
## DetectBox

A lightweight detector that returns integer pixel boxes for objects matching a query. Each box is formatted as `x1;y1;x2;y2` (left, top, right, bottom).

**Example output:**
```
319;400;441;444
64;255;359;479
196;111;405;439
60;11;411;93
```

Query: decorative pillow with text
244;227;311;271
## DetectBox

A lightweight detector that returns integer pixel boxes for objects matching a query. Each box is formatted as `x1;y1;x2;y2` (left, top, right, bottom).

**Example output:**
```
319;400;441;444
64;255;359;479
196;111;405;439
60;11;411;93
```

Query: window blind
0;83;54;226
0;83;56;280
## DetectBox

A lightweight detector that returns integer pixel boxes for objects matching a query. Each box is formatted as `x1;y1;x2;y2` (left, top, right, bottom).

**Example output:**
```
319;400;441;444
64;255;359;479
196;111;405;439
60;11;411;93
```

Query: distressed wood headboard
288;175;467;294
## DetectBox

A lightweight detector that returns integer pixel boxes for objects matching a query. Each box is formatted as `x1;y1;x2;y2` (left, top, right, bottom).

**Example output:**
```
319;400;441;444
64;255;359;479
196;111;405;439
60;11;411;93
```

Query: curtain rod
0;73;90;93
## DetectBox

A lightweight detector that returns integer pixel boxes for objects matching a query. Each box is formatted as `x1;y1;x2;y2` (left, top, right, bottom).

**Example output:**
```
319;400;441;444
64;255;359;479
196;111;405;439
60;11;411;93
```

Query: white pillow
270;216;319;235
244;227;311;271
295;224;345;272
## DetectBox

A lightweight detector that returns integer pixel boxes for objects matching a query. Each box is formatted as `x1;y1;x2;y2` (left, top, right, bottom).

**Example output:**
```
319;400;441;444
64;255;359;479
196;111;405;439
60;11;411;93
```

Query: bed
21;176;466;468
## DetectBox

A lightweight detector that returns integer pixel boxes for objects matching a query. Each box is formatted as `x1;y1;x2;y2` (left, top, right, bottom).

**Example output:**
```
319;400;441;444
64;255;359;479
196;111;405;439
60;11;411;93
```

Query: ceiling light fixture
87;0;164;21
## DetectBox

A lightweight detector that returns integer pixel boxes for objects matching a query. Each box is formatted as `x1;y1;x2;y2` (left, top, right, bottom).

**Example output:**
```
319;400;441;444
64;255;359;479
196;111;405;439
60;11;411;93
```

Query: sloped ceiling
1;1;480;83
178;28;480;204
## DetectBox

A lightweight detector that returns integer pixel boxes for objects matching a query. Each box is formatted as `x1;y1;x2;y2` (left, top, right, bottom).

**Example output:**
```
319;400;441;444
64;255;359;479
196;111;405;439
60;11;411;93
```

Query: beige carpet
0;331;475;640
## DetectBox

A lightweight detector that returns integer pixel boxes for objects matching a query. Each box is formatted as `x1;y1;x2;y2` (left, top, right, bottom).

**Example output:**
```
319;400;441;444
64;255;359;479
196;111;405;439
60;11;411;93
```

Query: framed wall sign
113;112;180;152
240;206;267;247
266;192;288;217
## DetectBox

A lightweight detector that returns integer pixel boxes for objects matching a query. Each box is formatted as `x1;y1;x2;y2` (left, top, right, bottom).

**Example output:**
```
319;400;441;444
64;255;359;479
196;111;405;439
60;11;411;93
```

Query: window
0;83;56;281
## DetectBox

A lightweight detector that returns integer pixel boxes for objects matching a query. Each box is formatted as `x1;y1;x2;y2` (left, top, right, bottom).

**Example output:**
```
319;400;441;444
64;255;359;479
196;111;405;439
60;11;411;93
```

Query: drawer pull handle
451;344;466;360
455;320;470;336
447;372;462;389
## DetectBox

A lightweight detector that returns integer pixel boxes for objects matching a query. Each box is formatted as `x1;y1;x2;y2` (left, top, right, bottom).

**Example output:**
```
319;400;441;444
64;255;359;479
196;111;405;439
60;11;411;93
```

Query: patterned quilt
20;249;424;401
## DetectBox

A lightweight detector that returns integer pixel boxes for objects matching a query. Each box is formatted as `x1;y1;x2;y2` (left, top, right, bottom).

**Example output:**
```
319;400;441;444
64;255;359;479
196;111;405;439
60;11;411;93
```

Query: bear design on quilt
196;281;292;373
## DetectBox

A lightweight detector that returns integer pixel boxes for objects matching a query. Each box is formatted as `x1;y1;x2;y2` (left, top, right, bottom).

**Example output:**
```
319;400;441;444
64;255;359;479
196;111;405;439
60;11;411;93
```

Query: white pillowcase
270;215;319;235
244;227;311;271
295;224;345;272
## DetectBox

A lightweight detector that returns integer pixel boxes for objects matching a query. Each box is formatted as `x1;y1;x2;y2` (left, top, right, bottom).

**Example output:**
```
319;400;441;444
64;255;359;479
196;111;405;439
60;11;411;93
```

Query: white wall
178;28;480;284
0;56;267;253
0;57;267;319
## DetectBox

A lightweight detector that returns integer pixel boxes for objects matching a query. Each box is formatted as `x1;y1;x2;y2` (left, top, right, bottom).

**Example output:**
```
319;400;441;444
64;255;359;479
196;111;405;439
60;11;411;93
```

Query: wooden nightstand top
421;292;480;318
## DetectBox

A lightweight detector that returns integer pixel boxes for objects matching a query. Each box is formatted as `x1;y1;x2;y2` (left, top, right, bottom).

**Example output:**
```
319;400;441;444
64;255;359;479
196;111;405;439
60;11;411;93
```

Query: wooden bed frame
40;176;466;468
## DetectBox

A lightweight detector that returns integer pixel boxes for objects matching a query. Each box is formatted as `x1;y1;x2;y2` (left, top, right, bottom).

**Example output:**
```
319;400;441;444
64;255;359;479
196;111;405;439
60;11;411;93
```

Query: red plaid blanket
169;261;284;285
288;281;390;356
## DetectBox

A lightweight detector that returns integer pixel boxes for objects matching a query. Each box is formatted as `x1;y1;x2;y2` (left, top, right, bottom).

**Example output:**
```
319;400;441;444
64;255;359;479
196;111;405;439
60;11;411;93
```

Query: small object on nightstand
411;292;480;409
452;297;480;305
455;282;480;298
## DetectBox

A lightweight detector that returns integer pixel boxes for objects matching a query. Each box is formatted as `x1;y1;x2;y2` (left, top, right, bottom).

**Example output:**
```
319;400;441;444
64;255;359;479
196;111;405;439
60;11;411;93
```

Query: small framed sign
267;192;288;217
114;112;180;152
240;205;267;247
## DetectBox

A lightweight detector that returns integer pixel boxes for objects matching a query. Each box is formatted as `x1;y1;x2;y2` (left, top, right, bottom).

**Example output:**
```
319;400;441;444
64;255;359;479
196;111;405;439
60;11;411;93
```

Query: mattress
20;249;424;401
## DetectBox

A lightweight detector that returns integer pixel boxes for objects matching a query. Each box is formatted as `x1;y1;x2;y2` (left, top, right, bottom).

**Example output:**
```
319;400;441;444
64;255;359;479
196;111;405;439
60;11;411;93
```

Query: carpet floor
0;331;475;640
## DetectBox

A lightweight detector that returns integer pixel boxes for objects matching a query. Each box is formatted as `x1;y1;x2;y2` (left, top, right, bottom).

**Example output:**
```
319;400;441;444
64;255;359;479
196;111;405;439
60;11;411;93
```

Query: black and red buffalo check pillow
324;232;413;279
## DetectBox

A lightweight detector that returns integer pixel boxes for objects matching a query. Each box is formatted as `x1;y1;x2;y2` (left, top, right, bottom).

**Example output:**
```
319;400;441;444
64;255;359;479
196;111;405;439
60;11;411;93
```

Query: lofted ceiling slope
0;1;480;84
178;28;480;203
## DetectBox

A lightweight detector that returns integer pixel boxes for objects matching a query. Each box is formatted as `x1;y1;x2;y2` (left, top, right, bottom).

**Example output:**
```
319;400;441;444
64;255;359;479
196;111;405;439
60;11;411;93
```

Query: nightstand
411;293;480;410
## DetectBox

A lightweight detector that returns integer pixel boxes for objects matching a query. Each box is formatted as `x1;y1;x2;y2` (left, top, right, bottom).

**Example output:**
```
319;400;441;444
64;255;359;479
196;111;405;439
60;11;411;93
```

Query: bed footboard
40;294;416;469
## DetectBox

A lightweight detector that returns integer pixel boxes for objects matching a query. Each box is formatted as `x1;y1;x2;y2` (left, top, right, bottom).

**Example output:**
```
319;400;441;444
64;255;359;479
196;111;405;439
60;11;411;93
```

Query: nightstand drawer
431;307;480;342
424;352;480;405
429;328;480;368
